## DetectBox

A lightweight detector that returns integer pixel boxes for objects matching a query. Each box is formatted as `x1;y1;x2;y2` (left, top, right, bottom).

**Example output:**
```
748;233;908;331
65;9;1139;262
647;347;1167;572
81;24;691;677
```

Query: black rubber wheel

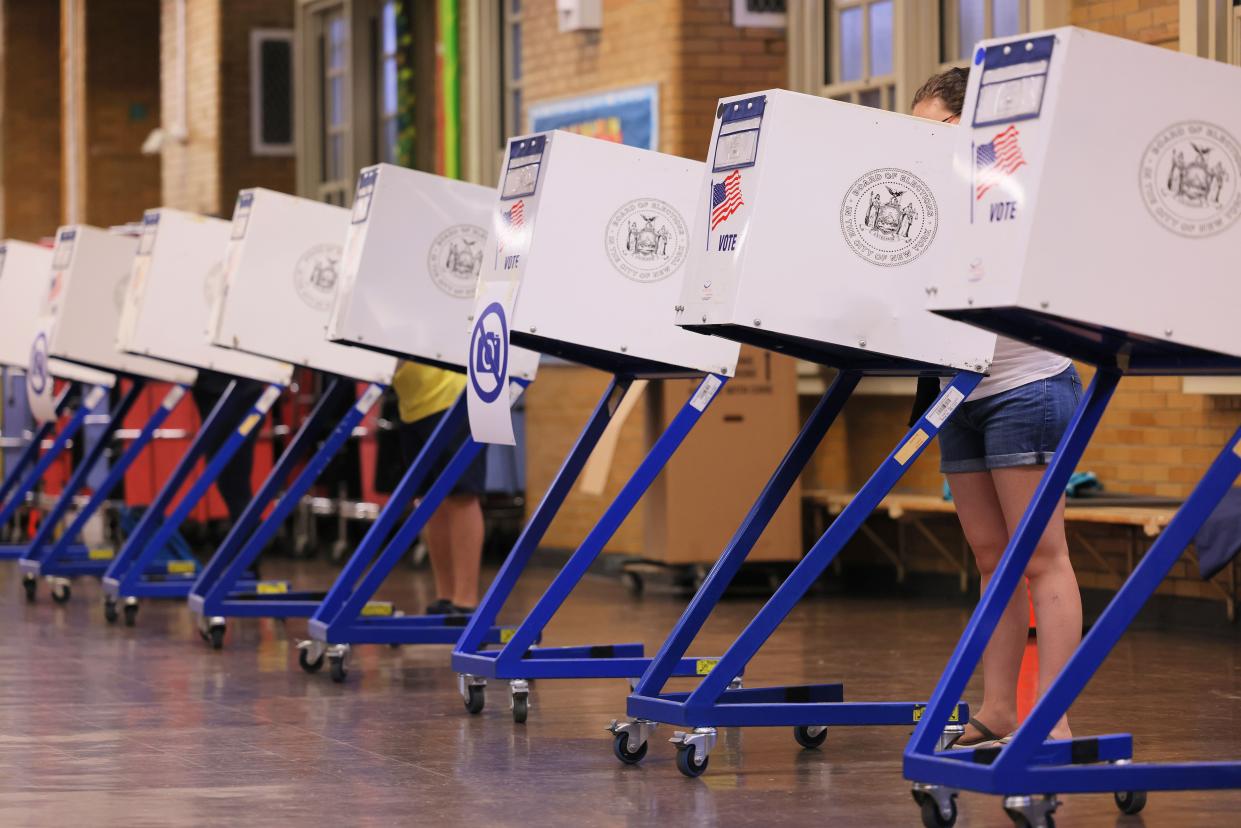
104;600;118;624
209;624;226;650
22;575;36;603
512;693;529;724
920;794;958;828
329;656;348;683
1114;790;1147;815
123;603;139;627
612;731;648;765
298;649;325;673
793;725;827;750
675;745;709;778
464;684;485;715
51;583;71;604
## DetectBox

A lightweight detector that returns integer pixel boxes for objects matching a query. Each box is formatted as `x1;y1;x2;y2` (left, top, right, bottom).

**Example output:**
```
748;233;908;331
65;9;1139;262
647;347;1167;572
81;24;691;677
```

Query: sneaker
425;598;454;615
449;604;476;616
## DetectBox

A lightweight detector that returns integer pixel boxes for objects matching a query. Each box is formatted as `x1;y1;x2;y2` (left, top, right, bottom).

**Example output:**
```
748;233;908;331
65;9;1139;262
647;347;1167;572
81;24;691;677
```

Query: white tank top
962;335;1072;401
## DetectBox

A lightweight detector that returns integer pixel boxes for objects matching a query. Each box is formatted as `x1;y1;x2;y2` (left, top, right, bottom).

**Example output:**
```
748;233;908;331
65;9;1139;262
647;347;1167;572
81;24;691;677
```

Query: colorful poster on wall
528;84;659;151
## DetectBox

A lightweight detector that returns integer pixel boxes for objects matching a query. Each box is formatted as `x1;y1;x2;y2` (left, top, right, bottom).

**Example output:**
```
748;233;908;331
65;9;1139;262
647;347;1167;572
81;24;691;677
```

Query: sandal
948;717;1011;749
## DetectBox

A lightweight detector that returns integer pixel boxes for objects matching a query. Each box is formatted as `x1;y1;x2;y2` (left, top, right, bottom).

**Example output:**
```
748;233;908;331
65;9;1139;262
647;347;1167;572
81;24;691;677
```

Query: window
313;4;351;204
823;0;896;110
251;30;294;156
940;0;1028;66
502;0;524;139
1232;0;1241;66
733;0;787;28
377;1;400;163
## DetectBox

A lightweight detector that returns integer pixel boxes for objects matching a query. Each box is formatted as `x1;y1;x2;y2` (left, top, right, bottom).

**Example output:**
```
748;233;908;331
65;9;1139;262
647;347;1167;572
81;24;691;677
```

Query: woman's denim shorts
938;365;1083;474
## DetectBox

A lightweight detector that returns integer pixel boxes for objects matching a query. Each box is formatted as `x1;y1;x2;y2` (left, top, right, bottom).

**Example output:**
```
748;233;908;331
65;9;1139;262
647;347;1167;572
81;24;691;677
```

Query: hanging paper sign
466;281;519;445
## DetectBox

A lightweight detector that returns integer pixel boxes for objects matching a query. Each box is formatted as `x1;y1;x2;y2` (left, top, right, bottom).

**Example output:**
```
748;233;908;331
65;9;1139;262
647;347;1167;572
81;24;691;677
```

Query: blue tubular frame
450;374;730;684
102;381;283;603
20;383;191;580
188;380;382;620
0;382;77;556
624;372;983;731
305;390;515;647
905;368;1241;798
0;382;106;558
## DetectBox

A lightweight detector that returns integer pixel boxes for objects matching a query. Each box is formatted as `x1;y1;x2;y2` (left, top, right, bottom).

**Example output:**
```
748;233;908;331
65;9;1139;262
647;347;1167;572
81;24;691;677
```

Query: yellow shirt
392;360;466;424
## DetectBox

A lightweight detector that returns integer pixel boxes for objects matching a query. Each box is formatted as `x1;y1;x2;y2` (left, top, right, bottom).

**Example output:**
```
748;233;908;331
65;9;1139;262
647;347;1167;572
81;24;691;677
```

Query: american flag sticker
975;125;1027;201
496;199;526;266
710;170;744;233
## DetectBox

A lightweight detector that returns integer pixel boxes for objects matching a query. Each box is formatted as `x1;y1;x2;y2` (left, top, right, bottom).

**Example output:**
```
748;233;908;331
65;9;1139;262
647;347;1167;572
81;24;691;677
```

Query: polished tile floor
2;559;1239;827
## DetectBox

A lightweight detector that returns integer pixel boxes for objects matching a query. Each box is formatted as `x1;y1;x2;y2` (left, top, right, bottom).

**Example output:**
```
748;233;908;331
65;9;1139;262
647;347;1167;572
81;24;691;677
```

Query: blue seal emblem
469;302;509;404
28;332;49;395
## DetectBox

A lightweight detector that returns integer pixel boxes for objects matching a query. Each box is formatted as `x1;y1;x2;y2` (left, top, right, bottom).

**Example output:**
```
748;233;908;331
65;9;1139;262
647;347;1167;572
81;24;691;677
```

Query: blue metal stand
0;382;74;511
101;381;283;625
904;365;1241;825
187;380;383;647
450;374;732;722
616;371;982;775
0;382;105;559
298;390;522;682
19;383;191;595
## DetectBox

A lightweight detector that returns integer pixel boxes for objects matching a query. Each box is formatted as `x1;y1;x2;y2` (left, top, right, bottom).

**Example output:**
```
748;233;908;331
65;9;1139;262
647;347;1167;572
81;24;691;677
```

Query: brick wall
0;0;62;241
1071;0;1179;48
82;0;161;227
160;0;221;214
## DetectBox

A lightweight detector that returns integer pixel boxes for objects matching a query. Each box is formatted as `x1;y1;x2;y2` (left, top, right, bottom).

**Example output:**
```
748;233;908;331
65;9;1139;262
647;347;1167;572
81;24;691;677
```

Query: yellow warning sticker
361;601;395;617
499;628;515;643
695;658;719;676
256;581;288;595
894;428;929;466
912;704;960;724
237;413;261;436
88;548;114;560
167;560;196;574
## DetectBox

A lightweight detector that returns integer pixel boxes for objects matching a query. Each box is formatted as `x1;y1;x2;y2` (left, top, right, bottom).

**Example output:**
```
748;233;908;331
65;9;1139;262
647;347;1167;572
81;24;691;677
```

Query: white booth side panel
330;164;493;369
213;189;395;383
511;131;739;376
0;241;53;369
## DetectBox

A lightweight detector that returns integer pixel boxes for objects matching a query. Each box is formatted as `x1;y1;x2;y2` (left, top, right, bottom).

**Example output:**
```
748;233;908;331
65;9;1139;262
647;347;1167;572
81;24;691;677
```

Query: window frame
938;0;1031;69
376;0;399;164
250;29;296;157
823;0;898;110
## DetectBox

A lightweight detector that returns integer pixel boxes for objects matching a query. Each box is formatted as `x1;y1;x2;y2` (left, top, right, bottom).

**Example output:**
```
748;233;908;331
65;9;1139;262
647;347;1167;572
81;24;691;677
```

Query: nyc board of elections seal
292;244;343;311
839;168;937;267
604;198;688;283
1140;121;1241;238
427;224;486;298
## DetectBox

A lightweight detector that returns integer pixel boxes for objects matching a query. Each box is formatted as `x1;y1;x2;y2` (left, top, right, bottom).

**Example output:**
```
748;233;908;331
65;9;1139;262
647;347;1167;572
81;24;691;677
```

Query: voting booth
618;90;996;777
451;131;740;723
186;189;397;648
0;240;114;565
905;28;1241;828
296;165;525;676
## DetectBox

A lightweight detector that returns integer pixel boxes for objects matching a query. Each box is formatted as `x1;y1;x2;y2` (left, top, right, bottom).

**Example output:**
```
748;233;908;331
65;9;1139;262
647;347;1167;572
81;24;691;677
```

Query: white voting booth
329;163;495;369
467;131;738;443
0;240;113;388
927;27;1241;368
677;89;995;374
30;226;196;418
118;209;293;385
210;188;395;384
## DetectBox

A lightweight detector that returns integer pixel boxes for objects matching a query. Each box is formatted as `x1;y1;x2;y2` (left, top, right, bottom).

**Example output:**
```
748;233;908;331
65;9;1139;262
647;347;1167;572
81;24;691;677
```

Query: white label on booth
84;385;107;410
355;383;384;413
162;385;187;410
926;386;966;428
689;374;723;412
466;280;518;445
26;315;57;423
256;385;281;414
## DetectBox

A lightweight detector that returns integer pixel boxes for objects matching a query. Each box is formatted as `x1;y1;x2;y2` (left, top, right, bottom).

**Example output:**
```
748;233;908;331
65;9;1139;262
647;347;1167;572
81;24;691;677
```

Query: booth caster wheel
22;574;36;603
509;680;530;723
123;599;139;627
912;786;958;828
298;644;325;674
328;648;349;683
50;580;71;604
793;725;827;750
460;675;486;714
675;744;709;778
1114;790;1147;815
1003;794;1059;828
612;731;649;765
208;620;226;650
104;598;118;624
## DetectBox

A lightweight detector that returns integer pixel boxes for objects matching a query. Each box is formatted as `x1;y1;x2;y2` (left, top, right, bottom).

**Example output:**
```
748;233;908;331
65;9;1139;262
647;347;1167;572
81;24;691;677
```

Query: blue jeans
938;366;1083;474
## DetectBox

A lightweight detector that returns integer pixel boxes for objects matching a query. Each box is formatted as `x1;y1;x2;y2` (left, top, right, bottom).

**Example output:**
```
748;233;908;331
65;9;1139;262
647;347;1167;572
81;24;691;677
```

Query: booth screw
608;719;656;765
1001;794;1059;828
669;727;717;778
911;783;958;828
753;319;762;327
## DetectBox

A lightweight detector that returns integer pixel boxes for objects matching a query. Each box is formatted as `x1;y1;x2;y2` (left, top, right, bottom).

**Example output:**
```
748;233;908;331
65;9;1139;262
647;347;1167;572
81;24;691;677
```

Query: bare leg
422;500;455;602
947;471;1028;742
993;467;1080;740
443;493;484;608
